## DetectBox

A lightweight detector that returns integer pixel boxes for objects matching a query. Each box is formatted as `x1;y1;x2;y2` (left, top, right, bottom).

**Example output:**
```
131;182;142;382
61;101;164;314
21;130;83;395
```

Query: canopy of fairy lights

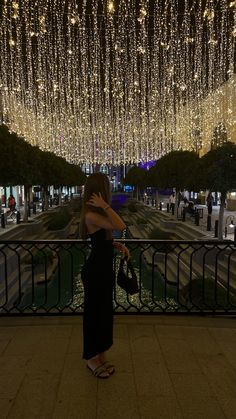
0;0;236;165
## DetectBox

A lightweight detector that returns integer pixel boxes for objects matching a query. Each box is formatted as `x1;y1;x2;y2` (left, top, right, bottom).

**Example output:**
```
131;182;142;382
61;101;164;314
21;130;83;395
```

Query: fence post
16;211;21;224
207;215;211;231
214;220;219;238
195;211;200;226
1;213;5;228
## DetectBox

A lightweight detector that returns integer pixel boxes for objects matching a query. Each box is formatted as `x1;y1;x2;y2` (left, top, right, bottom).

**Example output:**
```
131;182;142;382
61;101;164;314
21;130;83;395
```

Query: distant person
169;193;176;213
1;195;6;206
206;192;214;215
183;197;189;207
177;192;182;208
8;194;16;211
187;201;195;215
80;172;129;379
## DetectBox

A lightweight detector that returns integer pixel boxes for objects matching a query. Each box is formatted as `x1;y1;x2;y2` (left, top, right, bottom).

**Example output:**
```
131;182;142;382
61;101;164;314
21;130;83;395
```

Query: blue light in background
138;160;156;170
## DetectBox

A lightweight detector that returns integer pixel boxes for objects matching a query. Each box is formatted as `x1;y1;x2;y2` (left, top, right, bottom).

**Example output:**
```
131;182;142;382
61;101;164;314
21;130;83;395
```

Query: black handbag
117;257;139;295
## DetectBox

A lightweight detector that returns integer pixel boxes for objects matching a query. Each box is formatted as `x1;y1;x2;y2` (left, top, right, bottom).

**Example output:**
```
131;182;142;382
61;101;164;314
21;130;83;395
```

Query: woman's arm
113;241;130;258
86;193;126;231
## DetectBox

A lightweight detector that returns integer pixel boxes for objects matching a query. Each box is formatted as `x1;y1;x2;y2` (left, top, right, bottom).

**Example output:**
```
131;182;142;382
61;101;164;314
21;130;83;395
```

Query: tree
0;125;86;221
199;142;236;240
123;166;147;199
0;125;41;221
149;150;200;217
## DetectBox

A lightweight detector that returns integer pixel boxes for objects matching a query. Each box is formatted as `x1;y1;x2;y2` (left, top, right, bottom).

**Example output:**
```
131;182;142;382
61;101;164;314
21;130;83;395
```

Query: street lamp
225;215;236;242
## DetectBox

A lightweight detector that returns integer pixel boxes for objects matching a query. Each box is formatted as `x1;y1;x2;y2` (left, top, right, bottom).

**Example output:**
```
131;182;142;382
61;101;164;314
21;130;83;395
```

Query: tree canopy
0;125;86;187
148;150;200;191
199;142;236;196
124;166;148;188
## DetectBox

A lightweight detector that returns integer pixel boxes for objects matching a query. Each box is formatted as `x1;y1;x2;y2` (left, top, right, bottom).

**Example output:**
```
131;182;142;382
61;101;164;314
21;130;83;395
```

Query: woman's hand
87;193;108;209
113;242;130;259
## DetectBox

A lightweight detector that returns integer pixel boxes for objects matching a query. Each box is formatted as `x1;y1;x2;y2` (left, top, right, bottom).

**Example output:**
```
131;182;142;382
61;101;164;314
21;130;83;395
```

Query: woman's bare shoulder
85;211;105;225
85;211;99;222
85;211;112;229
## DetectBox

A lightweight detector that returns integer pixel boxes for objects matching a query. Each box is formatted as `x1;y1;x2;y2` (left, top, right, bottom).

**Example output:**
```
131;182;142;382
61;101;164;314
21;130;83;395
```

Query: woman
80;172;128;378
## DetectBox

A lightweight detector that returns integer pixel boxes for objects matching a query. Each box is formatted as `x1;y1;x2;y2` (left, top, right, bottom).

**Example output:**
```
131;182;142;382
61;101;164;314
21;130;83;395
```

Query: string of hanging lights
0;0;235;165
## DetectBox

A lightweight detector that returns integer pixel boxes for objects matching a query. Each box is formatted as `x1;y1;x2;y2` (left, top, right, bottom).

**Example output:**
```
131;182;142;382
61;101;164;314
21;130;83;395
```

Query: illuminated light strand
0;0;235;164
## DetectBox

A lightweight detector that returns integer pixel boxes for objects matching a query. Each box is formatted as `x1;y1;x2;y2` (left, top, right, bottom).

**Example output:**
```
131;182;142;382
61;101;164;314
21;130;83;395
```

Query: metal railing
0;239;236;315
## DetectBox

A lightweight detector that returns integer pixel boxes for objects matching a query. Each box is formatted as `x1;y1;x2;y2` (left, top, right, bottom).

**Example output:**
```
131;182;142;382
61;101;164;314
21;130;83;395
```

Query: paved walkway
1;196;236;241
143;199;236;241
0;315;236;419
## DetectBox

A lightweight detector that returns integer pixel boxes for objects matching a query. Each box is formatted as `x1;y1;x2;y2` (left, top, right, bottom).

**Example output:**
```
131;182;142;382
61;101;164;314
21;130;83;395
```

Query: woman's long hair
79;172;112;239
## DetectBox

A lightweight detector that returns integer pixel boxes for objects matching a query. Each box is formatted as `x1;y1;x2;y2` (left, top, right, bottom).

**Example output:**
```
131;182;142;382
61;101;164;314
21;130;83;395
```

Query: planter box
48;217;76;238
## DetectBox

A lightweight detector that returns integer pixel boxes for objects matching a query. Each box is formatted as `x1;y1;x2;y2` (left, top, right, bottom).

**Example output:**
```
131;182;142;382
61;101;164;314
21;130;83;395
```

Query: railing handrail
1;238;236;315
0;239;234;245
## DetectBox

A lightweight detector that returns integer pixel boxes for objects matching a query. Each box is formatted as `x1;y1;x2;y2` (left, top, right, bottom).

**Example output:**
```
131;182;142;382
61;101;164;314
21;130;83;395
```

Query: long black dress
81;228;115;360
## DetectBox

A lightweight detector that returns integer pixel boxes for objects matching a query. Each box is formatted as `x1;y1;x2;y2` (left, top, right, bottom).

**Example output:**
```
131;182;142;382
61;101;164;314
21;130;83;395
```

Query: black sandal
102;362;115;375
87;364;110;379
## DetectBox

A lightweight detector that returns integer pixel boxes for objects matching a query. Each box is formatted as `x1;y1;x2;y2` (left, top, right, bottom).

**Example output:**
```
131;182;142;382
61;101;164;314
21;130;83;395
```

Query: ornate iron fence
0;239;236;315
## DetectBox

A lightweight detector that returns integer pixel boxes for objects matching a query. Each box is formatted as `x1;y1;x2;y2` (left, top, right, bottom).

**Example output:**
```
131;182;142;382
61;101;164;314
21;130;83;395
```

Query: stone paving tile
170;372;216;400
180;399;227;419
58;316;83;325
0;338;11;355
199;363;236;400
97;371;137;401
4;327;71;356
52;398;97;419
0;398;15;419
67;326;83;354
133;360;176;398
109;344;133;374
112;323;129;339
0;316;236;419
128;324;160;354
156;336;200;374
26;354;65;375
135;316;164;325
220;398;236;419
97;397;140;419
210;327;236;342
155;324;185;337
57;354;98;402
0;316;61;327
138;396;183;419
5;372;60;419
162;315;236;328
217;346;236;370
169;372;227;419
0;372;25;399
0;355;29;373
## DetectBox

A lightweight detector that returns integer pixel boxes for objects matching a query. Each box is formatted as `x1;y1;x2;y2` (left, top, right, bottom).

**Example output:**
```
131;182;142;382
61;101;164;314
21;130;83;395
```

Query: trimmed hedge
47;207;72;231
32;249;54;265
149;227;173;253
136;217;148;225
127;203;137;213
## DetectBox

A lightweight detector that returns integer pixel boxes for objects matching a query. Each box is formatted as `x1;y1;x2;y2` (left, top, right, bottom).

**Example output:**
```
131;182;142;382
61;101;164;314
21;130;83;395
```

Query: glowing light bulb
108;2;115;13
